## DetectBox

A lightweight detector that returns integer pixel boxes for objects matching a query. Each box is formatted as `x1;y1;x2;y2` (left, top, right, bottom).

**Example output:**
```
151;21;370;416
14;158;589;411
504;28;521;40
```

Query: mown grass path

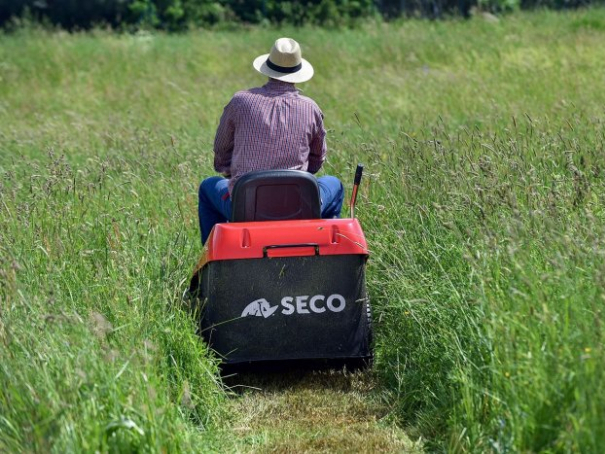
221;369;421;453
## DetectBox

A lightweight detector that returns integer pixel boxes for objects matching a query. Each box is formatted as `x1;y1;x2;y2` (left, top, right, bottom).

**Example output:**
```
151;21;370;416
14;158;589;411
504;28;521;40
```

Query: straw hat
253;38;314;84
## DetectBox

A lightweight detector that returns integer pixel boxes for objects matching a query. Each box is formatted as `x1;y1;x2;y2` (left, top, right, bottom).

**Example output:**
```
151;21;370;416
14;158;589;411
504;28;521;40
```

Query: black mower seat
230;170;321;222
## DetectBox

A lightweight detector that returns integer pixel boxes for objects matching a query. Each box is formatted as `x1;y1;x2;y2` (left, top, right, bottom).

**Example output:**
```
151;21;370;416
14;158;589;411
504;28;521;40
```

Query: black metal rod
350;164;364;218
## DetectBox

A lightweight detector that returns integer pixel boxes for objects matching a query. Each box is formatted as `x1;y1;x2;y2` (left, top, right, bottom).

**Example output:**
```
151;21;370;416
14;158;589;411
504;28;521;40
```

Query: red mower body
193;218;368;270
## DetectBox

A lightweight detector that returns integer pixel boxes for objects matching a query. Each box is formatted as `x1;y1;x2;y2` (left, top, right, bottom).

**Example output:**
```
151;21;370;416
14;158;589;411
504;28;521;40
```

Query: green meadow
1;9;605;452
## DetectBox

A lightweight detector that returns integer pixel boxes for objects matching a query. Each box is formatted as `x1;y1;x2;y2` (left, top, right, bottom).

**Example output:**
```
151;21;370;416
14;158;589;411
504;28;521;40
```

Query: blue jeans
198;175;344;245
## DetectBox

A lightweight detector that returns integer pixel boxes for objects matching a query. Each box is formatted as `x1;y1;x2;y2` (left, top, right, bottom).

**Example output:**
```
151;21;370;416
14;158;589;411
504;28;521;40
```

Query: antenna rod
349;164;364;218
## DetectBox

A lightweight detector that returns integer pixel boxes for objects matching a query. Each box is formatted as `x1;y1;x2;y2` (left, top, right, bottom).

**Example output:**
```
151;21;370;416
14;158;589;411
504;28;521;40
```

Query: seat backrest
230;170;321;222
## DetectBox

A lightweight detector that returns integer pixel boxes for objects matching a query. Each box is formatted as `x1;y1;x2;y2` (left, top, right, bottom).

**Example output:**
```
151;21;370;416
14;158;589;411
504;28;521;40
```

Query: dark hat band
266;58;302;74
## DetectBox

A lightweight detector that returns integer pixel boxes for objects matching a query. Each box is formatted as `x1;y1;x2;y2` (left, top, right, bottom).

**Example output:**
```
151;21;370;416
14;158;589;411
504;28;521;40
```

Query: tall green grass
368;118;605;451
0;144;227;451
1;9;605;451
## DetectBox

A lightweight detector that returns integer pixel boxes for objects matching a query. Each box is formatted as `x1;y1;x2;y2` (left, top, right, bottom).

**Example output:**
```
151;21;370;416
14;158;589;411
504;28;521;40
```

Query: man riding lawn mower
187;38;373;368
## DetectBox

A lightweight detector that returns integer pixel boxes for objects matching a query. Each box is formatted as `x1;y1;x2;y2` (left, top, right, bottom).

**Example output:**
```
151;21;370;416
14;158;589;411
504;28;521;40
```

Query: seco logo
241;294;346;318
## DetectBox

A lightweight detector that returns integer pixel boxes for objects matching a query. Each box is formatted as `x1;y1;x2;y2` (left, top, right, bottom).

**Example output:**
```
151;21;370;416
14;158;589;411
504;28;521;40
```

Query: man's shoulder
235;87;259;95
296;92;321;108
227;87;265;105
228;86;322;113
230;88;255;101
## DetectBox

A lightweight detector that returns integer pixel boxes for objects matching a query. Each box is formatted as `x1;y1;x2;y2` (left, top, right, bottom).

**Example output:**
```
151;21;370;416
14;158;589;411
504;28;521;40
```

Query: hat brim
253;53;314;83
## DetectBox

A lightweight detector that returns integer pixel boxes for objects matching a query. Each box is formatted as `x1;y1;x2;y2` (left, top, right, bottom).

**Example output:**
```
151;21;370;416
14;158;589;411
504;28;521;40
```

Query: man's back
213;78;326;194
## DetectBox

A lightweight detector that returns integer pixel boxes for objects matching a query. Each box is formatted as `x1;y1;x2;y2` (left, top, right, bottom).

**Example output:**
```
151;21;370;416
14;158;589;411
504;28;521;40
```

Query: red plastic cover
193;219;368;273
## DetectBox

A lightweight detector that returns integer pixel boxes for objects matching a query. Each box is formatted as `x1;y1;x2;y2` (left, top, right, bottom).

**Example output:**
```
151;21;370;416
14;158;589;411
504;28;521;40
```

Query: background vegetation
1;0;605;30
1;8;605;452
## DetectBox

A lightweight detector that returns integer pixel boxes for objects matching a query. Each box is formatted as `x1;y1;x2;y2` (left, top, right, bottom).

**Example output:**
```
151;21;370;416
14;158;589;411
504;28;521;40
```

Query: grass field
2;8;605;452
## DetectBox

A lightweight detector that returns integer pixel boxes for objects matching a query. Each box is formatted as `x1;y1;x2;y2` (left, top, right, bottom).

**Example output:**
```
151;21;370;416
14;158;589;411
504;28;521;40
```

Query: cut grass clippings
223;369;421;453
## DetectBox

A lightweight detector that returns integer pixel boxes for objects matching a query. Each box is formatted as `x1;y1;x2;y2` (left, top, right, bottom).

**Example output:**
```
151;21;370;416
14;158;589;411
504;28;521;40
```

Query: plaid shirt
213;78;327;194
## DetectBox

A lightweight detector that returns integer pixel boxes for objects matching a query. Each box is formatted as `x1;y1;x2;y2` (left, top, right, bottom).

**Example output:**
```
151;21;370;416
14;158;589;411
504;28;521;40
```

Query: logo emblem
241;298;279;318
241;294;347;318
